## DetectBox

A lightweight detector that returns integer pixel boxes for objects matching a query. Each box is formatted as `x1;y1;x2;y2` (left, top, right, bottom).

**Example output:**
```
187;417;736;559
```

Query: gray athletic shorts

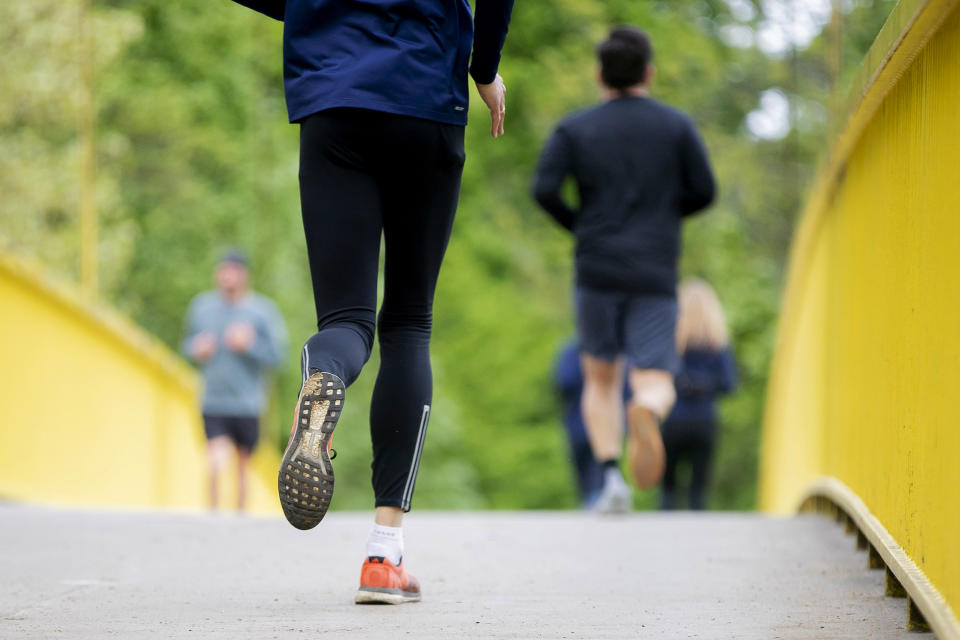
575;287;679;372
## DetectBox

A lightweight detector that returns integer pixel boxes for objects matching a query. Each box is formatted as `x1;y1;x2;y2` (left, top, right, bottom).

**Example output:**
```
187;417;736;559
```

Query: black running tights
298;108;464;511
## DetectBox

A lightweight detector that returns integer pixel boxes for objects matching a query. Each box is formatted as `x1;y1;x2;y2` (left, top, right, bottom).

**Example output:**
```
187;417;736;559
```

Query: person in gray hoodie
182;249;287;511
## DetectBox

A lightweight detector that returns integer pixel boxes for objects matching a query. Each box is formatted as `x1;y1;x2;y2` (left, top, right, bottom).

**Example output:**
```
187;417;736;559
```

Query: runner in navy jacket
230;0;513;604
234;0;512;126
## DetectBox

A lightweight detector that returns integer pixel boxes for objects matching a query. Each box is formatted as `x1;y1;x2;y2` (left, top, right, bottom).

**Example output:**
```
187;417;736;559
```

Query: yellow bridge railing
760;0;960;635
0;251;280;516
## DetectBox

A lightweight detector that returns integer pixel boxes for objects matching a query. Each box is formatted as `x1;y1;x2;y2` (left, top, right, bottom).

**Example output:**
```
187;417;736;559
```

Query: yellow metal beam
0;250;280;515
761;0;960;631
801;478;958;639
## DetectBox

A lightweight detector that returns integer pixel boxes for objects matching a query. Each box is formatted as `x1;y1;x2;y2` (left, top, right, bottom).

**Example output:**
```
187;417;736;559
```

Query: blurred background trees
0;0;897;509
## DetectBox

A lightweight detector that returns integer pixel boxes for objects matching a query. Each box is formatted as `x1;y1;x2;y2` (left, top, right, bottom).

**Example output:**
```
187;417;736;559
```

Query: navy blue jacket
233;0;514;125
665;347;738;425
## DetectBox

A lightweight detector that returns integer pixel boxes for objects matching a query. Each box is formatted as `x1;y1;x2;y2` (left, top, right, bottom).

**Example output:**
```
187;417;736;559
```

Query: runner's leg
354;115;462;606
581;355;626;461
628;369;676;420
369;117;464;513
688;420;715;510
236;445;250;512
575;288;627;465
206;435;231;510
299;111;383;385
627;369;674;488
280;110;385;531
660;425;680;510
581;353;631;512
233;416;258;512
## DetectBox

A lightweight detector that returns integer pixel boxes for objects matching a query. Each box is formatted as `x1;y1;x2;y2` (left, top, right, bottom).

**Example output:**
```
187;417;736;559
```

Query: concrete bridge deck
0;506;918;639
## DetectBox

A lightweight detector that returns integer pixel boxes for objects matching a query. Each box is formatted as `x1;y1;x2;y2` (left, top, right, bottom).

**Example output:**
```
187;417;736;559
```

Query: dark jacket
533;96;715;295
666;347;737;424
233;0;514;125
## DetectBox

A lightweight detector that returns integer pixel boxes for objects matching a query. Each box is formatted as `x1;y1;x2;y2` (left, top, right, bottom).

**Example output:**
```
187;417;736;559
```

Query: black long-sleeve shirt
231;0;514;125
533;96;716;295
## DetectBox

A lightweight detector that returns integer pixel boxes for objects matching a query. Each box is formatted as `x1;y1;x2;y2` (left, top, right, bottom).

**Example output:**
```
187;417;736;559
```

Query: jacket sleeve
469;0;515;84
677;118;716;217
716;348;739;394
532;126;578;231
180;298;202;362
231;0;285;21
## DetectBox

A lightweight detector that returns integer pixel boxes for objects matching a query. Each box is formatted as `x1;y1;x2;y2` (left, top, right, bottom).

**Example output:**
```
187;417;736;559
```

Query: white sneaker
594;470;632;514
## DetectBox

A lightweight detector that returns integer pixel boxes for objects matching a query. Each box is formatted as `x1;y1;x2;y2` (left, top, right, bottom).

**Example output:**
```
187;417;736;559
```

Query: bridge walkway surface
0;506;919;639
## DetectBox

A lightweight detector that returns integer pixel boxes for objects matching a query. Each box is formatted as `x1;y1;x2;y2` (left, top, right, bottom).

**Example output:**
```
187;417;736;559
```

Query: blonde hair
676;278;729;353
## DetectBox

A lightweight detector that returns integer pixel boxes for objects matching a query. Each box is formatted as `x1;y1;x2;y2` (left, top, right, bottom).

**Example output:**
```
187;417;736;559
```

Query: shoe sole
278;371;343;530
627;404;665;489
355;588;422;605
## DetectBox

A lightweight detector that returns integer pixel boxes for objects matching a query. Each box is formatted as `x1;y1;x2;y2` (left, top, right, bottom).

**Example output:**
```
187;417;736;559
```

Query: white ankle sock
366;524;403;565
604;467;626;489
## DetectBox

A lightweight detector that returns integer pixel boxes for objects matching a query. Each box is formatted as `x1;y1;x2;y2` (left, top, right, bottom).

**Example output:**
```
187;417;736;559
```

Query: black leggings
659;419;716;510
298;109;465;511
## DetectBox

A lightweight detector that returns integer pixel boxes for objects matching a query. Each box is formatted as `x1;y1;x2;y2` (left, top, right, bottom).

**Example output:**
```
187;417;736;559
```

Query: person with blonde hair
659;278;737;510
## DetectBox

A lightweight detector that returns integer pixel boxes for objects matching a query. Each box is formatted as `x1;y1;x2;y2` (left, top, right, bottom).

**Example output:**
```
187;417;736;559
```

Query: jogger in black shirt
533;26;715;513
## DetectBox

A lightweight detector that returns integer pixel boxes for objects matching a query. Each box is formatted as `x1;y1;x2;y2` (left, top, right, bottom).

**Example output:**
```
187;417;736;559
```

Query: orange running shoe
278;371;343;530
627;404;666;489
355;556;422;605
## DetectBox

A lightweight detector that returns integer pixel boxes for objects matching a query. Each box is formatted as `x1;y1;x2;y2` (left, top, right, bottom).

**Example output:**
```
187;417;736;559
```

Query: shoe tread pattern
278;371;344;530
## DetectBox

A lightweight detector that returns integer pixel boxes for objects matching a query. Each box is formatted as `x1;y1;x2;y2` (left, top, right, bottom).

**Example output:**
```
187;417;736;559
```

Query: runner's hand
225;322;256;353
475;75;506;138
191;332;217;363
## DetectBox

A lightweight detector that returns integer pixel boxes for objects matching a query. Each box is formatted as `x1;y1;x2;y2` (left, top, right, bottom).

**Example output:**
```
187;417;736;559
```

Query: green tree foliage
0;0;897;510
